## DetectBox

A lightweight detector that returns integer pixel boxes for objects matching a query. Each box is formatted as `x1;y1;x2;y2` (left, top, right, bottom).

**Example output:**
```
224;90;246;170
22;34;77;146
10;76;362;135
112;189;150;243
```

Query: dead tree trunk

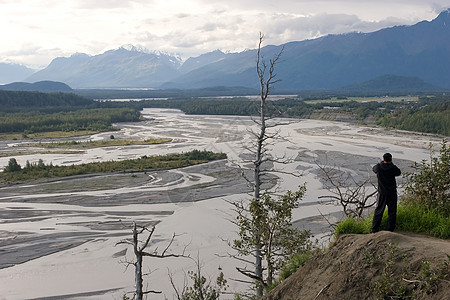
254;32;283;297
231;33;297;298
117;222;188;300
132;223;146;300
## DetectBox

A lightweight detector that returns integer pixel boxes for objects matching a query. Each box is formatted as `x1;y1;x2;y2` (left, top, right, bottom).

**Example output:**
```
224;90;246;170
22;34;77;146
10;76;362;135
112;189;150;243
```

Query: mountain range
1;9;449;91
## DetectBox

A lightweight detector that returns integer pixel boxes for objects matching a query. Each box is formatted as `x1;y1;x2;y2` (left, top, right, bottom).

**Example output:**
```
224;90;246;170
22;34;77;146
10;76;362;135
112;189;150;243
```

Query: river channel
0;108;441;299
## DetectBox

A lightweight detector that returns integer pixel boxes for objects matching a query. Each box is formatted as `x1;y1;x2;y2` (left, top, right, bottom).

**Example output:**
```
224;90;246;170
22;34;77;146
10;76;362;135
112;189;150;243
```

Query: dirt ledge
264;231;450;300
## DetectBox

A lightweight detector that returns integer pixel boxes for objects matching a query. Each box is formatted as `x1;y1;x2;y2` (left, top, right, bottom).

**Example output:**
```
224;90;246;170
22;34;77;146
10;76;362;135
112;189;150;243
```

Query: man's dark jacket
373;162;401;194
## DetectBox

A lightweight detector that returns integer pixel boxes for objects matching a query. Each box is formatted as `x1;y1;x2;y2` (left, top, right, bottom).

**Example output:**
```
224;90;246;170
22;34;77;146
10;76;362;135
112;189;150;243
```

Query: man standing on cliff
372;153;402;233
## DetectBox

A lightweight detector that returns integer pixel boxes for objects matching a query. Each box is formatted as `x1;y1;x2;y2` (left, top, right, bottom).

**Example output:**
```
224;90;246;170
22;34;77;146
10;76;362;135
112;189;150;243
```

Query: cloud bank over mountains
2;9;449;91
1;1;449;68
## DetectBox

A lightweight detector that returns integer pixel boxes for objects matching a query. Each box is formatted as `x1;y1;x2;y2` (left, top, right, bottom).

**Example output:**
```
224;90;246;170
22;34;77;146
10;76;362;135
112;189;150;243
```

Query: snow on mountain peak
118;44;182;62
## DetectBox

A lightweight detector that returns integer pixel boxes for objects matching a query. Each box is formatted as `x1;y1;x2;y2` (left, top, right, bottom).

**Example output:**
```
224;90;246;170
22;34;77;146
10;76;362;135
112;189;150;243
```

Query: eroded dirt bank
264;231;450;300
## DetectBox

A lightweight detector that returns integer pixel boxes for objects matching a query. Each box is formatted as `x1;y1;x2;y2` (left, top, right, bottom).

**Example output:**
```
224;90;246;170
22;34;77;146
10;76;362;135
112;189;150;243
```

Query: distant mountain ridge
26;46;182;88
0;63;35;84
0;81;72;92
163;9;450;90
1;9;449;91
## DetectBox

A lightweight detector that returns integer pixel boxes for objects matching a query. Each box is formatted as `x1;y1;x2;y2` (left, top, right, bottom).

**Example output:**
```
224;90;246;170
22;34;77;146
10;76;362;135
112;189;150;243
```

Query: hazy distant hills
163;9;450;90
26;45;182;88
0;63;35;84
179;50;227;75
0;81;72;92
1;9;449;91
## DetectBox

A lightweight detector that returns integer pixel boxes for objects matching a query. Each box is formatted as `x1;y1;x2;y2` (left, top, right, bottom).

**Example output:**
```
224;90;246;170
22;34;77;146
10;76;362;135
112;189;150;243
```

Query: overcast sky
1;0;448;68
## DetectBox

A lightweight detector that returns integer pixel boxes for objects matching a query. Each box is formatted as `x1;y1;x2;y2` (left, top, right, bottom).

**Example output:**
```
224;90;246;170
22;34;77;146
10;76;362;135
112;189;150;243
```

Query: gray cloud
1;44;69;68
73;0;153;10
0;0;448;67
175;13;191;19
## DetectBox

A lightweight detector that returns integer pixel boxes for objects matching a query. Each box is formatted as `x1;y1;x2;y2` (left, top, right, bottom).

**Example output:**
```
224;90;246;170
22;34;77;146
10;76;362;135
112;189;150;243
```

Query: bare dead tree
249;32;283;297
117;222;189;300
315;160;377;219
227;33;312;298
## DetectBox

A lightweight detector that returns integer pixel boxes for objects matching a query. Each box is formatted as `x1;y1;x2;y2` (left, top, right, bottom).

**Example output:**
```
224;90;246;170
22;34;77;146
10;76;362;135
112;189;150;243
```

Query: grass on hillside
335;203;450;239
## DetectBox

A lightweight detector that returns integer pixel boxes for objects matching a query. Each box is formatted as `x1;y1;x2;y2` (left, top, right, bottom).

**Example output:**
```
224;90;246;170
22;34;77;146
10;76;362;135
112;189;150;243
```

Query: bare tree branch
315;158;377;218
117;222;190;300
236;267;268;289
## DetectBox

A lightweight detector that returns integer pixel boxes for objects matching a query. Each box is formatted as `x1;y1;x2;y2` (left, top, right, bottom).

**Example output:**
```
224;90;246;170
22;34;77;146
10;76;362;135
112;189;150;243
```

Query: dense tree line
0;108;140;133
294;96;448;135
376;96;449;136
0;90;94;112
0;90;140;134
1;89;448;136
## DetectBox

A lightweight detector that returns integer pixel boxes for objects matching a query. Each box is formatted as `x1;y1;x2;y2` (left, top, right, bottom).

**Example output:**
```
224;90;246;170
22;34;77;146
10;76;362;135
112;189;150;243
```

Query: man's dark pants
372;192;397;232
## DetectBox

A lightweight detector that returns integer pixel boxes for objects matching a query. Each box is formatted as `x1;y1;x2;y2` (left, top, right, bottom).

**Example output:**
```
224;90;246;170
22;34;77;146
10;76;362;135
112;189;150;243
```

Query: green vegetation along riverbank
1;150;226;184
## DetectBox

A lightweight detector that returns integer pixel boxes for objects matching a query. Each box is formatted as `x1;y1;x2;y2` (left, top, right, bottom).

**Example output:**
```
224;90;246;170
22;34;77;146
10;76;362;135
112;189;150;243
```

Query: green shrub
403;140;449;217
268;251;313;291
279;252;312;280
335;217;372;236
4;158;21;172
396;203;450;239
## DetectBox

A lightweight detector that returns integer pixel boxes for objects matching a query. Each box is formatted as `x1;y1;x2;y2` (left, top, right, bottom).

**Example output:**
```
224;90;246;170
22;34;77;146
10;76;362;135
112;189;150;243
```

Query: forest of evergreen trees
0;90;448;136
0;90;140;134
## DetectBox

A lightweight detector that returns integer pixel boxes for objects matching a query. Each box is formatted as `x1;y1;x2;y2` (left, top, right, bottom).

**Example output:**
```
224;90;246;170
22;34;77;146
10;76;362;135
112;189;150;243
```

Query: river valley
0;108;442;299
